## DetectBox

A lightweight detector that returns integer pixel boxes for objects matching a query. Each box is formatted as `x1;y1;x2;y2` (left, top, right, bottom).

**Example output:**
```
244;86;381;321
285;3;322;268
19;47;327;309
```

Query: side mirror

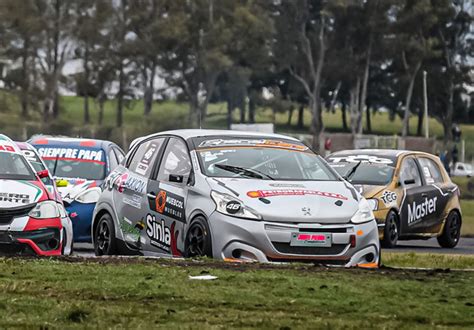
56;179;68;187
169;174;184;184
37;169;50;179
403;178;416;185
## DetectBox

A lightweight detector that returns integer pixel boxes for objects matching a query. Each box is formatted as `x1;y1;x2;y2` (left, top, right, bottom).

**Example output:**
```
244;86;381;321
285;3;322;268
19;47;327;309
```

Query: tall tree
273;0;328;150
0;0;42;117
36;0;73;121
73;0;112;124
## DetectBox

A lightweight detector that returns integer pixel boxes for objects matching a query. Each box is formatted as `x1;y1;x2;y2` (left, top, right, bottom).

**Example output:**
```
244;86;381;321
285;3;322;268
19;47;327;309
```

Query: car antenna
52;155;59;176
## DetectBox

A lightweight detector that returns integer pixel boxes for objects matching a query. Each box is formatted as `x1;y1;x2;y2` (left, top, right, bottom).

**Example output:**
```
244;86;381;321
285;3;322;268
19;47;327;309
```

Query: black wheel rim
387;214;398;244
97;220;110;254
186;223;205;257
449;214;460;243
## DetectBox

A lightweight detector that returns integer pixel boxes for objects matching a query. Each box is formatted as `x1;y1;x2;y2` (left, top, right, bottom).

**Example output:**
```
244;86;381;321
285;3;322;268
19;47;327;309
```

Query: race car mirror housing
56;179;68;187
211;190;262;220
351;198;375;224
37;169;50;179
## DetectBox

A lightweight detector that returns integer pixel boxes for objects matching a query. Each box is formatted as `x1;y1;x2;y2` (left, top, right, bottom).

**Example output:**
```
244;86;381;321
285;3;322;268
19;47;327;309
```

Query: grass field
461;200;474;237
0;257;473;328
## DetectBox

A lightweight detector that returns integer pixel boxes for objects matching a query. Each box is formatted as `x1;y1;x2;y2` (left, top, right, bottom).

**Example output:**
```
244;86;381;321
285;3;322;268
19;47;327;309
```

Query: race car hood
352;184;386;199
0;179;45;208
56;178;101;203
207;178;360;224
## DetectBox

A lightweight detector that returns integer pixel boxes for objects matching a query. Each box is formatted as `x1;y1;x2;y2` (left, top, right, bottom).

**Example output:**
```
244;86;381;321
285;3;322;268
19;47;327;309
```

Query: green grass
0;257;473;328
453;177;474;200
383;252;474;269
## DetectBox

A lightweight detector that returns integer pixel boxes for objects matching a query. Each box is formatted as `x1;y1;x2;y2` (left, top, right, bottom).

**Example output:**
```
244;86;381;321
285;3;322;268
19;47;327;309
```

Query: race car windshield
195;138;337;181
43;159;105;180
36;146;106;180
330;162;394;185
0;153;36;181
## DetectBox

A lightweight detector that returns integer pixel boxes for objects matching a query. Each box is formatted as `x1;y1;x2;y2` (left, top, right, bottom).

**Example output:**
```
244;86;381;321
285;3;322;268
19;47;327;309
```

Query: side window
108;149;119;171
128;138;165;178
156;138;192;183
418;157;444;184
399;158;422;187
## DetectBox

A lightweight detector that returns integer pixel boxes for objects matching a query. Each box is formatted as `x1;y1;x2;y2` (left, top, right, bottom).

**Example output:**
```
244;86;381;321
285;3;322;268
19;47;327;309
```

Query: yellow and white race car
327;150;462;248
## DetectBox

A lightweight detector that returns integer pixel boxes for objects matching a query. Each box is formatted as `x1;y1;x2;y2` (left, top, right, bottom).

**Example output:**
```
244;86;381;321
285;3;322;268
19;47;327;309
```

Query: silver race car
92;130;380;267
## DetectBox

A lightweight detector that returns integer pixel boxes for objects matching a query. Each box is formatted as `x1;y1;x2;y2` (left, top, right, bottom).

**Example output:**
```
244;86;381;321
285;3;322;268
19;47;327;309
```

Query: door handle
421;193;428;198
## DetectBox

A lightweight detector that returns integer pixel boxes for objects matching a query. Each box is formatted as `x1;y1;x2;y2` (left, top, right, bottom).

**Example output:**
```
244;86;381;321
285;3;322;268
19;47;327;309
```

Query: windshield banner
37;147;104;163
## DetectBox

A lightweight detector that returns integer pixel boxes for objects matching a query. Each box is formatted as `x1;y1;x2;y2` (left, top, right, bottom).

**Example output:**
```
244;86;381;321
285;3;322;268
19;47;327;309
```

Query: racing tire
94;213;118;256
381;211;399;248
437;211;461;248
184;216;213;258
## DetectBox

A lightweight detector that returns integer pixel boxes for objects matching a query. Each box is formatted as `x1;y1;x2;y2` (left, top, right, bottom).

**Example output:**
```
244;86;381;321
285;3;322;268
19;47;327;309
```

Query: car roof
137;129;300;142
15;141;35;151
28;136;113;149
329;149;434;159
0;139;22;153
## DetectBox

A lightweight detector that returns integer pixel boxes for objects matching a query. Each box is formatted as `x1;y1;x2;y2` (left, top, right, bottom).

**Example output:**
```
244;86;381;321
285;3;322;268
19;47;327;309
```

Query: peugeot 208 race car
92;130;380;267
29;136;125;242
327;150;462;248
0;137;73;255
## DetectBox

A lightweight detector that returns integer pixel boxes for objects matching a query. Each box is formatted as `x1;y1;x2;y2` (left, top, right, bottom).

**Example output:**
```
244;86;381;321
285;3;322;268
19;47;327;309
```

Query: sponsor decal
146;214;171;251
380;190;397;205
120;217;141;243
0;144;15;152
225;201;241;214
123;194;142;209
247;189;348;200
153;190;185;222
408;197;437;225
0;193;30;204
329;155;393;164
114;173;147;194
269;183;306;188
198;139;308;151
37;147;104;162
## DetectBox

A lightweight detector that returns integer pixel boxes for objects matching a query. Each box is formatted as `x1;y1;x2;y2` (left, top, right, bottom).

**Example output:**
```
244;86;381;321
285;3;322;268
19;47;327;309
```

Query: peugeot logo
302;207;311;216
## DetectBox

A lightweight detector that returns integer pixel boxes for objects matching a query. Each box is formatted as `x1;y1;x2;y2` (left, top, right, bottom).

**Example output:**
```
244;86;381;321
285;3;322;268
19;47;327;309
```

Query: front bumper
65;202;95;243
208;212;380;267
0;227;62;256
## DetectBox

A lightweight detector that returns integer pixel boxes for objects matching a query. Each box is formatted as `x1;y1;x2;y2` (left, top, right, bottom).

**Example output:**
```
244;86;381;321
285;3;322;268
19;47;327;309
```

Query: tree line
0;0;472;149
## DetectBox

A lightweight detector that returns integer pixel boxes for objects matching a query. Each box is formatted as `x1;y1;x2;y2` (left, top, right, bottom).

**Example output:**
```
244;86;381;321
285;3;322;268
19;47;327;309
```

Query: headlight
351;198;375;224
366;198;378;211
75;187;102;204
211;190;261;220
29;201;61;219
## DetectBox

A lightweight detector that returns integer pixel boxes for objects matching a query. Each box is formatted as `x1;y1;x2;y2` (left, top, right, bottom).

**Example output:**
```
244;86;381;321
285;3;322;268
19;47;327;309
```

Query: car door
113;137;166;249
416;156;452;234
398;156;428;235
145;137;193;257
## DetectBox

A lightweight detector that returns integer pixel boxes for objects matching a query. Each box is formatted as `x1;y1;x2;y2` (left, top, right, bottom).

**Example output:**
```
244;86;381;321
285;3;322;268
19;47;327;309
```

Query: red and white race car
0;136;73;255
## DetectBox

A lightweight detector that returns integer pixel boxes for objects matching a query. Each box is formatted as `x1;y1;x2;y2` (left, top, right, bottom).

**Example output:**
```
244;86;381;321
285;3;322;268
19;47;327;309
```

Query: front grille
0;204;35;225
272;242;348;256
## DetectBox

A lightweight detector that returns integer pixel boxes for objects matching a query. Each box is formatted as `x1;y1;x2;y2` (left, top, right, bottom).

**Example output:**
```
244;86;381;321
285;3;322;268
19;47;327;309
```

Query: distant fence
294;133;438;155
